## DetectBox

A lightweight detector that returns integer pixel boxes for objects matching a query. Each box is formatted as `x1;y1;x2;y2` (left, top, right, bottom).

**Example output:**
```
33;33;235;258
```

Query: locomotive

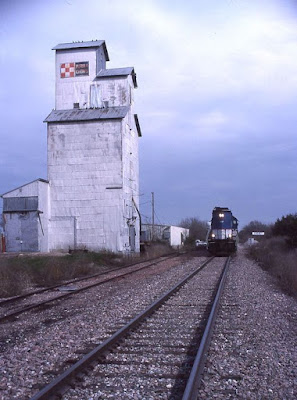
207;207;238;255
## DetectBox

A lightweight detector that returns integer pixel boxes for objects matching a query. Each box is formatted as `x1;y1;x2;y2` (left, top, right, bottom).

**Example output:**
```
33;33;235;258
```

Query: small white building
1;40;142;253
141;224;189;248
2;179;49;252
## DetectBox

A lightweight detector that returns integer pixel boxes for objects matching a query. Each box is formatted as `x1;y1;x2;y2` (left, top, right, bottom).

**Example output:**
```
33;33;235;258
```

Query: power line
154;210;163;225
140;200;151;206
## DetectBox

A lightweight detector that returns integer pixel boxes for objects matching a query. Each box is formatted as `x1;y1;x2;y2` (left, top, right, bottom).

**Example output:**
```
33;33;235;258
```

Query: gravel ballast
0;249;296;399
0;255;205;399
198;246;296;399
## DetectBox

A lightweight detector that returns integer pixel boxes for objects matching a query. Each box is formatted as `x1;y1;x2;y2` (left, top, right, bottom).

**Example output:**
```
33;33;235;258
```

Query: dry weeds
0;243;173;298
246;237;297;297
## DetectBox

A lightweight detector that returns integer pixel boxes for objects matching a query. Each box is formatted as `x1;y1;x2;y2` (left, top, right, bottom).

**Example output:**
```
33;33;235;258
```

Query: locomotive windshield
211;211;233;229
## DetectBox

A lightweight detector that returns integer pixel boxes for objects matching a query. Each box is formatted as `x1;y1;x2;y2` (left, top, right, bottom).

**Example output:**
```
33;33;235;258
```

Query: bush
246;237;297;297
0;263;31;297
179;217;209;242
272;213;297;248
239;220;272;244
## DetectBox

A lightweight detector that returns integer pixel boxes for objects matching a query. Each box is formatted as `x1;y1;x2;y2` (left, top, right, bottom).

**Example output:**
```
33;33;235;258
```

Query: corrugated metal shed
3;197;38;212
96;67;137;88
52;40;109;60
44;106;129;123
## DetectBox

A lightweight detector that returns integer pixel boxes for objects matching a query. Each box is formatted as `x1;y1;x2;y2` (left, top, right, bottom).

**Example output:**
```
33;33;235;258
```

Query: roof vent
73;103;79;109
103;101;109;108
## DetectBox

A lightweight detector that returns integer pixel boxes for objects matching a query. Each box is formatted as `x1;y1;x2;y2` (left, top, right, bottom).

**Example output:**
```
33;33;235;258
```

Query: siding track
30;256;230;400
0;253;180;323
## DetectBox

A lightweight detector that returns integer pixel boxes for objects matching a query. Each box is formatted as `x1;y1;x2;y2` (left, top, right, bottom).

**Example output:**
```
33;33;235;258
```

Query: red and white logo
60;63;75;78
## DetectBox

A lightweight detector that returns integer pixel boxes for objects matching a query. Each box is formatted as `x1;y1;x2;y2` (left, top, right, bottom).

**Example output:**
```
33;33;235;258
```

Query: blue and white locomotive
207;207;238;255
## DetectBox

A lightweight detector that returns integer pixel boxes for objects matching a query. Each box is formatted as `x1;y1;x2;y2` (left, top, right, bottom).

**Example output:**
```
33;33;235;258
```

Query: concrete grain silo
2;40;142;254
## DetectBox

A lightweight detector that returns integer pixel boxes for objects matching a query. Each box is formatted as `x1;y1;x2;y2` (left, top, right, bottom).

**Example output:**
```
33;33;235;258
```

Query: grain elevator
2;40;142;253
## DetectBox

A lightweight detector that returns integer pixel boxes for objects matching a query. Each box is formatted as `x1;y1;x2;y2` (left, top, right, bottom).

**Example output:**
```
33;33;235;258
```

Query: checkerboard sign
60;62;89;78
60;63;75;78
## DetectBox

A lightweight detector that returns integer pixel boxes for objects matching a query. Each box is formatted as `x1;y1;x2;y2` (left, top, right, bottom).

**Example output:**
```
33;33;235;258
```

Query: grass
246;237;297;297
0;251;117;297
0;242;173;298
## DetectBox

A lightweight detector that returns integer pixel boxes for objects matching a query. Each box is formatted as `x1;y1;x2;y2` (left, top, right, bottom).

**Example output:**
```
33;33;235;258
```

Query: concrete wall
47;114;140;252
48;119;121;251
55;47;134;111
49;45;140;253
94;75;134;108
122;113;140;252
55;47;99;110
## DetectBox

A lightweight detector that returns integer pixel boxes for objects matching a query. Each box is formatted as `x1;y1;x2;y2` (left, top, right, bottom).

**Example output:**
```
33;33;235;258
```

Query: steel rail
0;253;181;322
0;252;179;307
182;256;231;400
29;257;215;400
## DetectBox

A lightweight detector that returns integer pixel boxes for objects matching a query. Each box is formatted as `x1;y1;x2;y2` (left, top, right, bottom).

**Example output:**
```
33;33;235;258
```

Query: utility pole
151;192;155;241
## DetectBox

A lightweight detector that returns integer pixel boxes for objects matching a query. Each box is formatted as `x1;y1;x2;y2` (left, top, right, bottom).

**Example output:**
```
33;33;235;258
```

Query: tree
239;220;272;243
272;213;297;248
179;217;209;244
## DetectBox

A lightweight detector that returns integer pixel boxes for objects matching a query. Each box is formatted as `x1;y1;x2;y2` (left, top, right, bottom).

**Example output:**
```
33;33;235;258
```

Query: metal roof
44;106;129;123
96;67;137;88
52;40;109;61
1;179;49;198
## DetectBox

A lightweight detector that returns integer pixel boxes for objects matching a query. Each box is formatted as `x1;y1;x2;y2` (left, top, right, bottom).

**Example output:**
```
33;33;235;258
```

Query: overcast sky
1;0;297;228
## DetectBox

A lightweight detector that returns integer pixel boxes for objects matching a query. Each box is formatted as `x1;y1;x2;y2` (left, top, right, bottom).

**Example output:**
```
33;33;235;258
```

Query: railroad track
0;252;180;323
30;256;230;400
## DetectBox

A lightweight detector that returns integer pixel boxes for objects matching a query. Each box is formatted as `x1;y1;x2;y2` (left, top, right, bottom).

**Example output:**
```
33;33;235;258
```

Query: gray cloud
0;0;296;228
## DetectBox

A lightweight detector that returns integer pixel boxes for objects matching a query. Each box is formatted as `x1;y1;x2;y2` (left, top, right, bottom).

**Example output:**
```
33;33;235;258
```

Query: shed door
21;212;39;251
6;212;39;252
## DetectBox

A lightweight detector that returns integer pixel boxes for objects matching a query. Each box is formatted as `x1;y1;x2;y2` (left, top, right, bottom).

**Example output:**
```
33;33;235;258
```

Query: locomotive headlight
211;233;216;238
219;213;224;218
228;234;232;238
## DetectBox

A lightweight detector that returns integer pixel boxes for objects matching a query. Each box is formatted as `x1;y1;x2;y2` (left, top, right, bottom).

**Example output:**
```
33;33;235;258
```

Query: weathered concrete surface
48;41;140;253
2;41;141;254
